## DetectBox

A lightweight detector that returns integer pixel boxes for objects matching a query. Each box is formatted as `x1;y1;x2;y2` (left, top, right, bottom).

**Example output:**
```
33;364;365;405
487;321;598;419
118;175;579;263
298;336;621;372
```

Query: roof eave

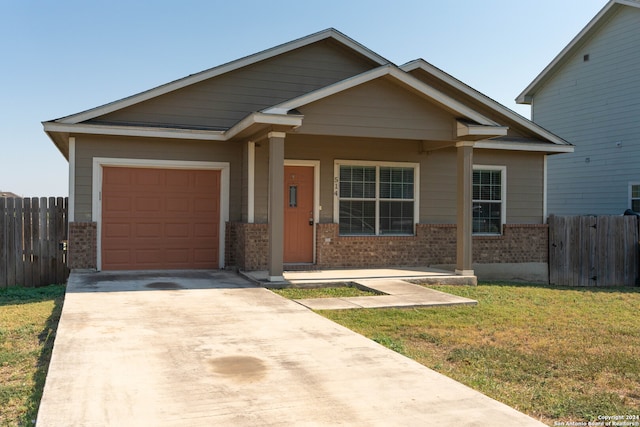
517;0;640;103
401;59;571;146
53;28;390;126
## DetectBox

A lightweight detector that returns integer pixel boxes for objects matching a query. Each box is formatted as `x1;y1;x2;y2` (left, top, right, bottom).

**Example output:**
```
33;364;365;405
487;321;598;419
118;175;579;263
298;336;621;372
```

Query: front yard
278;283;640;426
0;285;65;426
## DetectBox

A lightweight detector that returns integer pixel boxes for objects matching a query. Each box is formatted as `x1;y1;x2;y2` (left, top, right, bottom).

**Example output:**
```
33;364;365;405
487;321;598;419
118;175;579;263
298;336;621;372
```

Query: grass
285;282;640;426
272;284;379;299
0;285;66;427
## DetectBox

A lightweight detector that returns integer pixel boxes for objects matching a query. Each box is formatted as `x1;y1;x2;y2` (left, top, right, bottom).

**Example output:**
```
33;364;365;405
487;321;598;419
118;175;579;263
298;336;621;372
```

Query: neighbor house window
335;161;418;236
473;166;506;234
630;184;640;212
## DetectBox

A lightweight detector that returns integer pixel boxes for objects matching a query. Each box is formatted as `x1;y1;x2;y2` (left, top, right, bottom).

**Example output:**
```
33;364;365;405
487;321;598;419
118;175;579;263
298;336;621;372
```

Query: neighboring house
0;191;20;198
517;0;640;215
43;29;572;282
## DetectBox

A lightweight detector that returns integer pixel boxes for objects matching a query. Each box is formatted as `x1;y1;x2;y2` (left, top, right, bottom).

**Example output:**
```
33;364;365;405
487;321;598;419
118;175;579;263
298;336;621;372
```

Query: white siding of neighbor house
533;5;640;215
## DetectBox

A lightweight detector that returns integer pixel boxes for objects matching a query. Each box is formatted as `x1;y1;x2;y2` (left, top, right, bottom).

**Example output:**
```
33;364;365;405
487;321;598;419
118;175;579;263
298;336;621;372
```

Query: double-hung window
472;165;506;235
630;183;640;212
336;161;418;236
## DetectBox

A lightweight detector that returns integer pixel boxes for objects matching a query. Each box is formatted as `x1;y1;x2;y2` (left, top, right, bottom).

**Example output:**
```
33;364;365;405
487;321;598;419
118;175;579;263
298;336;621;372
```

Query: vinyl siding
87;40;377;130
295;77;456;141
73;135;243;222
251;135;545;225
533;6;640;215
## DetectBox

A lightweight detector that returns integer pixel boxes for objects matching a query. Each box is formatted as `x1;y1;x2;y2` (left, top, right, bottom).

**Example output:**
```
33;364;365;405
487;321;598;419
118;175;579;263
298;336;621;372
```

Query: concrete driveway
37;270;545;426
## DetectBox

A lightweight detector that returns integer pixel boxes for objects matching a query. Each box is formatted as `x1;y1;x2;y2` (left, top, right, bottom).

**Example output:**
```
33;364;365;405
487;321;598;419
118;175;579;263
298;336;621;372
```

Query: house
517;0;640;215
43;29;572;282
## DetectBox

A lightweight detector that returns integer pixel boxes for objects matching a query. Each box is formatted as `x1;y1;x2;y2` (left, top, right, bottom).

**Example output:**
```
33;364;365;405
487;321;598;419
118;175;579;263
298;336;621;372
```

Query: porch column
267;131;285;281
456;141;474;275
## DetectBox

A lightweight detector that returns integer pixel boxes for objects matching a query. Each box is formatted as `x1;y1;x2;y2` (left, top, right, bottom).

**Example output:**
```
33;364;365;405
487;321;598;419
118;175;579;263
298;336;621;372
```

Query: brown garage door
101;167;221;270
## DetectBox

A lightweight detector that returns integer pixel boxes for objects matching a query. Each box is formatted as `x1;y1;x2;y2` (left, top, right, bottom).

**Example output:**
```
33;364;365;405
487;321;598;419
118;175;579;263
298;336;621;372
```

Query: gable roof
517;0;640;104
53;28;390;125
43;28;573;157
402;59;571;147
263;64;502;128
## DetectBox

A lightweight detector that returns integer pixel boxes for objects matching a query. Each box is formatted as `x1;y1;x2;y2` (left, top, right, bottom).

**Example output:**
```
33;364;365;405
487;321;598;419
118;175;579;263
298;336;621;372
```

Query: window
336;162;417;235
630;184;640;212
473;166;506;234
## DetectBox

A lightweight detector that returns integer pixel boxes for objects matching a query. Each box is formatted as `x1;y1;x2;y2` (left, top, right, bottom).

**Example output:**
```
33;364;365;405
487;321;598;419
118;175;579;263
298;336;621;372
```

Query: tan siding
274;137;545;225
296;78;456;141
88;40;376;130
407;68;538;139
73;135;243;222
475;150;544;224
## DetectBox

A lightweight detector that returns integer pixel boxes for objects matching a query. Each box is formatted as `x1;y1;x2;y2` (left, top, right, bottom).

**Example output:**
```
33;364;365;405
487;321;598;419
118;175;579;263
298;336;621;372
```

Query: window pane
339;200;375;235
633;199;640;212
633;185;640;199
380;167;414;200
473;170;502;202
380;201;414;234
473;201;502;234
340;165;376;199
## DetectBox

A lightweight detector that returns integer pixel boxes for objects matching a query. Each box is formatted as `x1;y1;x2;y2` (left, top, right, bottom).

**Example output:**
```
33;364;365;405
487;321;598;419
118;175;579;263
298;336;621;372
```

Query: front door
284;165;314;263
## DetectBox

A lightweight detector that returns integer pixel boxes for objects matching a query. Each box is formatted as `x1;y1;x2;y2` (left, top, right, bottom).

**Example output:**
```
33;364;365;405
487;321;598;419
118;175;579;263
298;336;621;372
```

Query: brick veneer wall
68;222;97;270
474;224;548;263
227;222;548;270
227;222;269;270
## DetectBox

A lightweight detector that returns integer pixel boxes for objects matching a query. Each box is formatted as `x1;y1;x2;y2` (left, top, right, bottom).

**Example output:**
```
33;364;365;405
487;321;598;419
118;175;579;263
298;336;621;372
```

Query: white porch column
456;141;474;276
267;131;285;281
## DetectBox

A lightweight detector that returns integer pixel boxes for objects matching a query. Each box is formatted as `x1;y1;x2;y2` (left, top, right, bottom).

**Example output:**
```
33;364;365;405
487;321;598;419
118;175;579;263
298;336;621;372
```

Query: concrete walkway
292;278;478;310
37;270;546;426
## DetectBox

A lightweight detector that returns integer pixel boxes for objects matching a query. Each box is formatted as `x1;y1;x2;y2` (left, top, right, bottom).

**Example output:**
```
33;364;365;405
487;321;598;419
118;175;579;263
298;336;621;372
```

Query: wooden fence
549;215;639;287
0;197;69;288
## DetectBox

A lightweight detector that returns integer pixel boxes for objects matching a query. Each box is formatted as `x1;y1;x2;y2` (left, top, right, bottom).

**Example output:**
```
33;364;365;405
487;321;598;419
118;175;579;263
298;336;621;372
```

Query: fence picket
23;198;33;287
0;197;69;288
0;198;6;287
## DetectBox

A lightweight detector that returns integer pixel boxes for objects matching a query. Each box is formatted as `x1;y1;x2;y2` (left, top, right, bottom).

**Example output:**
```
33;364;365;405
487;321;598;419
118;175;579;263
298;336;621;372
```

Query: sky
0;0;608;197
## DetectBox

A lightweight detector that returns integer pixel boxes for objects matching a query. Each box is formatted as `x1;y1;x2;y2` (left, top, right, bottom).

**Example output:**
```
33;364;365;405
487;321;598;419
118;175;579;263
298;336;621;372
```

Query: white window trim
628;182;640;211
92;157;230;271
333;160;420;236
472;164;507;235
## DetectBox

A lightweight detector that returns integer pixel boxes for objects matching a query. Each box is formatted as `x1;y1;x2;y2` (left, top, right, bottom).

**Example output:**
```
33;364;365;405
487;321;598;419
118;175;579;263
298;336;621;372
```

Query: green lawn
285;283;640;426
0;285;65;427
273;284;379;299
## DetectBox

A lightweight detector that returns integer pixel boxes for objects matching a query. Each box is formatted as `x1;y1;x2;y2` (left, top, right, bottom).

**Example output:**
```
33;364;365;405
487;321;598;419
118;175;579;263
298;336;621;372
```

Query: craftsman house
44;29;572;282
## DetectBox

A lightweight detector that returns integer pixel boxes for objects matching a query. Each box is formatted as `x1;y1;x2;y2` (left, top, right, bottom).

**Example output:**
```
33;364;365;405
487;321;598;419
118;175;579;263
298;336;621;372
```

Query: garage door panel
104;169;133;185
135;169;163;186
104;196;132;214
135;249;163;264
194;248;217;263
103;223;131;238
102;167;221;270
165;223;190;238
103;248;132;266
194;223;217;237
166;197;190;213
135;223;163;238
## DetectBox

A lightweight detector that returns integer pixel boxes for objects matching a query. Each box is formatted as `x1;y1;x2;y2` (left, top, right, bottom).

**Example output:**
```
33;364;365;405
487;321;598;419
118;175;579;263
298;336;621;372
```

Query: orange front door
284;166;314;263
